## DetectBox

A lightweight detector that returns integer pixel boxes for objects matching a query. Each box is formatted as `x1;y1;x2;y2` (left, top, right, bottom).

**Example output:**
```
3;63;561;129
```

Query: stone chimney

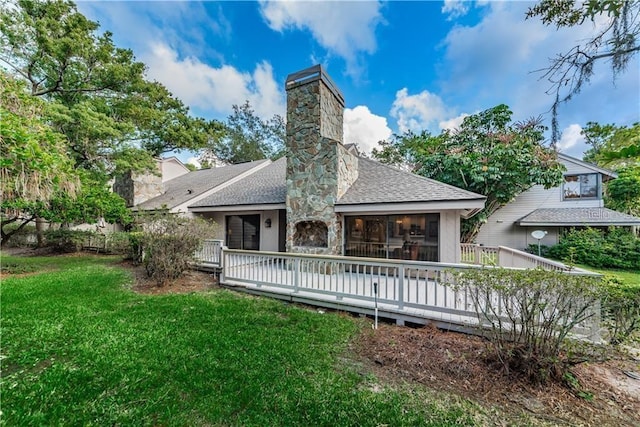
285;65;358;254
113;161;163;207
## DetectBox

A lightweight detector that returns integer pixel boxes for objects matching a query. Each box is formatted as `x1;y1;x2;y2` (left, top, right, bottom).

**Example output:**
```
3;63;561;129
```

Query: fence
220;249;601;340
460;243;577;271
194;239;224;268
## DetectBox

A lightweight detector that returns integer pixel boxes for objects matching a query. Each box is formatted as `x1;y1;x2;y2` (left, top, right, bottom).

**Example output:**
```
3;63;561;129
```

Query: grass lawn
1;254;479;426
577;264;640;287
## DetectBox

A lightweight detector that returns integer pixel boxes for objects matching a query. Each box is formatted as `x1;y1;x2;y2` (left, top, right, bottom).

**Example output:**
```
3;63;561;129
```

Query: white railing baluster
218;249;600;341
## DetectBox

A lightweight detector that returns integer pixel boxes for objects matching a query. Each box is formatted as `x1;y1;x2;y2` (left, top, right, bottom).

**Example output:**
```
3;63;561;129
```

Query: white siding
161;158;190;182
440;210;461;263
475;156;607;250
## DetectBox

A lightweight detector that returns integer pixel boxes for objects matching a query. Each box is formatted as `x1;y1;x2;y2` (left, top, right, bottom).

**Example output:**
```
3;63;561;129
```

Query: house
475;153;640;250
121;65;486;264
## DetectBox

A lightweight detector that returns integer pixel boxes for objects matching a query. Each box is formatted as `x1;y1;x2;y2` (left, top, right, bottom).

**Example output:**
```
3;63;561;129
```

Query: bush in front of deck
453;268;603;384
137;213;218;285
601;275;640;345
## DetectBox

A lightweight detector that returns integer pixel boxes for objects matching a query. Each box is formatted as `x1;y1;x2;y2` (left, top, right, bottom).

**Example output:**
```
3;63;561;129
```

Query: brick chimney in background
113;161;163;208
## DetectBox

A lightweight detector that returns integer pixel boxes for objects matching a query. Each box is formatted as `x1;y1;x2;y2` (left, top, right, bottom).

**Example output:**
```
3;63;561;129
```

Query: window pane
345;216;387;258
580;174;598;198
564;175;580;199
345;214;438;261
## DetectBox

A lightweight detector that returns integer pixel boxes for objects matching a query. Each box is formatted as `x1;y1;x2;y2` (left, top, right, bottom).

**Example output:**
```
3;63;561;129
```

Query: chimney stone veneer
285;65;358;255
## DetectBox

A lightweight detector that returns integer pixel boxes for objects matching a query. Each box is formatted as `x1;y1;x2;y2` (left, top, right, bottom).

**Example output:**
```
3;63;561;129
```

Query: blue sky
76;1;639;164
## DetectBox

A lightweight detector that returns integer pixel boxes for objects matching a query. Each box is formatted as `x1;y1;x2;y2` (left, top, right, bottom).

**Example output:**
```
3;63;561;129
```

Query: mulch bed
356;323;640;426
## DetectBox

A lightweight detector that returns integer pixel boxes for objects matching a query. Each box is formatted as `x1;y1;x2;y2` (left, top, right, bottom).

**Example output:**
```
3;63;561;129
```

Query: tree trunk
1;216;36;248
36;217;46;247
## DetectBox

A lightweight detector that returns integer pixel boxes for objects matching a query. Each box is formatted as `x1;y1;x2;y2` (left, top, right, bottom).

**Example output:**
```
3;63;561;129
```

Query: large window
226;215;260;250
563;174;599;200
344;214;439;262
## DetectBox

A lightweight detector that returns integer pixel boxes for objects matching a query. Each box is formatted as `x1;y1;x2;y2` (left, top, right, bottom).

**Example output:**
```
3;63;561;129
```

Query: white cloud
439;113;471;131
141;44;285;119
259;0;384;76
441;0;469;19
343;106;392;154
390;88;450;133
78;2;229;61
557;124;585;153
439;2;639;158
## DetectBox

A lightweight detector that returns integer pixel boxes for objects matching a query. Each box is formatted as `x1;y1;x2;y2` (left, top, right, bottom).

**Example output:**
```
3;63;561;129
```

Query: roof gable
190;157;287;208
136;159;269;211
558;153;617;179
337;157;485;205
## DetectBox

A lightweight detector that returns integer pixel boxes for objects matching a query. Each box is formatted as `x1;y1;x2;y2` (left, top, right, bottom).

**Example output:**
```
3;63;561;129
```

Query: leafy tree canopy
526;0;640;143
1;0;223;171
583;122;640;168
0;71;79;244
201;101;285;165
372;105;565;242
606;166;640;216
581;121;640;217
0;0;223;244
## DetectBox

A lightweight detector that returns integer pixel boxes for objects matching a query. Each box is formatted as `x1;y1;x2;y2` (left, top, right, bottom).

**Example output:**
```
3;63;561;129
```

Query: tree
0;72;78;244
1;0;224;171
372;105;565;242
1;0;222;243
201;101;285;165
582;121;619;163
606;167;640;216
583;122;640;168
526;0;640;143
580;122;640;217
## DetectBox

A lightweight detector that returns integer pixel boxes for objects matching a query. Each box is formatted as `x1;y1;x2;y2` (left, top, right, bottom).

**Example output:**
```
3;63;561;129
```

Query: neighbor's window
563;174;599;200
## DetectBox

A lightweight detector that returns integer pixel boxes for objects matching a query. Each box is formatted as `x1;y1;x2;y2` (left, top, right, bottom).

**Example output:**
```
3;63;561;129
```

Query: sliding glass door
344;214;439;262
226;215;260;250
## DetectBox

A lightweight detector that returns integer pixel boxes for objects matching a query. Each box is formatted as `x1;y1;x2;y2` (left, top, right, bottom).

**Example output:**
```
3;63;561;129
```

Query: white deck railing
194;239;224;268
221;249;601;340
460;243;578;271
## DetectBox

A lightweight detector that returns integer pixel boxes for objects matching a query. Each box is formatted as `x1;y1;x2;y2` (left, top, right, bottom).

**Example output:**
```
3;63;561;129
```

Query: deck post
293;258;300;293
397;265;405;309
219;248;226;283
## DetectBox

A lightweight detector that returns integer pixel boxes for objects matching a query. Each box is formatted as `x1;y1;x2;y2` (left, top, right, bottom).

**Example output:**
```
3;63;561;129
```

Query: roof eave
334;198;486;214
189;203;286;212
519;221;640;227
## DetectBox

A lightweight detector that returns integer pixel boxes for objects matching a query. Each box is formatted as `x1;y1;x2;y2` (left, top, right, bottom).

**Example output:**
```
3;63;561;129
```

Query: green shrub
453;267;603;384
544;227;640;270
601;275;640;345
138;213;218;285
43;229;95;253
0;224;37;248
104;231;144;262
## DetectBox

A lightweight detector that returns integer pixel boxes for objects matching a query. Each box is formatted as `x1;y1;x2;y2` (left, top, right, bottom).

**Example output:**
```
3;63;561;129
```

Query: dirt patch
355;323;640;426
120;260;219;295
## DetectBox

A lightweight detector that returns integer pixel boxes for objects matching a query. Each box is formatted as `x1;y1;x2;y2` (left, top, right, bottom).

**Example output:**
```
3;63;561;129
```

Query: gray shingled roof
136;159;268;210
190;157;287;208
337;157;485;205
519;208;640;226
188;156;484;209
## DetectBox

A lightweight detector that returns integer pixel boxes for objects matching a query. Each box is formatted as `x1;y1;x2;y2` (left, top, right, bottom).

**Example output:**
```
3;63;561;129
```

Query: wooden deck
192;241;601;340
218;249;601;339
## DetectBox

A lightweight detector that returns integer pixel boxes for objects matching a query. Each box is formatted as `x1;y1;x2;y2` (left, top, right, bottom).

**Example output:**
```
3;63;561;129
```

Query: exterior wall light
265;218;272;228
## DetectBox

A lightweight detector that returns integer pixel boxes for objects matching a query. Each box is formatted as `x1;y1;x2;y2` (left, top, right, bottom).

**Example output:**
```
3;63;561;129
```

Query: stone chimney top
285;64;344;107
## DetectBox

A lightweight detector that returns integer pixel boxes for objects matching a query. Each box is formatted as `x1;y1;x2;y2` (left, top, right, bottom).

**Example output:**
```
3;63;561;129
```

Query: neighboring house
121;65;486;263
475;153;640;250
